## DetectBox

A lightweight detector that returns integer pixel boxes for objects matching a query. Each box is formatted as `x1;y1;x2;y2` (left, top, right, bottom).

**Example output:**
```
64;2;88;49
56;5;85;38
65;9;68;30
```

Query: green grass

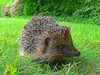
0;17;100;75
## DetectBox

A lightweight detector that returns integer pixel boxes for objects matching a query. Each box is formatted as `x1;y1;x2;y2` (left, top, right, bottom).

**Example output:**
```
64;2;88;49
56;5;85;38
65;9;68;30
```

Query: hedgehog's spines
19;16;78;63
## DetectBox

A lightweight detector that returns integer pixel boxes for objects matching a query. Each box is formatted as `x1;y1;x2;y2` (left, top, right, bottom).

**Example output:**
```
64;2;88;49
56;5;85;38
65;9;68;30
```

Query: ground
0;17;100;75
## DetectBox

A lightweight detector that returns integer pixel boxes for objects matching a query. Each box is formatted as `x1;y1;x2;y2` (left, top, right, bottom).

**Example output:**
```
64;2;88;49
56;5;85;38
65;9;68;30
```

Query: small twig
66;61;82;75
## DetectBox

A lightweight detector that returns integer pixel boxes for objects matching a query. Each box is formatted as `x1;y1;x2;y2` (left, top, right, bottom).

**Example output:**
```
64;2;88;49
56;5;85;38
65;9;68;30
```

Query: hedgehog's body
19;16;80;64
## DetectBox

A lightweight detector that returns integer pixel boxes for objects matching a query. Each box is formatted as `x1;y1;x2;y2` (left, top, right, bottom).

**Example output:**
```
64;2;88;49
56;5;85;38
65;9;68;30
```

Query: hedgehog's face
44;27;80;61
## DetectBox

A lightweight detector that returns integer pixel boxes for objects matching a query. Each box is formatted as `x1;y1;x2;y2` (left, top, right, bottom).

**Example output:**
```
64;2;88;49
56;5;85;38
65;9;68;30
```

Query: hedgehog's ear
65;27;70;33
43;31;51;52
68;26;70;30
43;31;50;47
64;27;70;37
45;38;50;46
44;37;50;53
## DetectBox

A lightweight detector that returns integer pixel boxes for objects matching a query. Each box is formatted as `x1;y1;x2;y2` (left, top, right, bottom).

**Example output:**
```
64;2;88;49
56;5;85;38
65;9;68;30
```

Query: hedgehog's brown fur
19;16;80;64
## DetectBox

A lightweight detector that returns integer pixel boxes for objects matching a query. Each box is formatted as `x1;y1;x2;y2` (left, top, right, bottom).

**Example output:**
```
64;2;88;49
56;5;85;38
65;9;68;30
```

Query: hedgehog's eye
57;45;66;49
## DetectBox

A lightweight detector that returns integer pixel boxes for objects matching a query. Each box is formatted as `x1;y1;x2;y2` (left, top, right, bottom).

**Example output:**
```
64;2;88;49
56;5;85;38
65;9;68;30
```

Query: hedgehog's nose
76;51;81;56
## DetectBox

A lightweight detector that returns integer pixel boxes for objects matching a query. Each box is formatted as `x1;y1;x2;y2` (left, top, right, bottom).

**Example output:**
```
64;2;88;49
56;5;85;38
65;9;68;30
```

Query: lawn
0;17;100;75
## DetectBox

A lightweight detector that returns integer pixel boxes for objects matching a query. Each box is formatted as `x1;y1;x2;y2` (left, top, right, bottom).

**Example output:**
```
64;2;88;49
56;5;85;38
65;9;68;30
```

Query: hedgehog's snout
76;51;81;56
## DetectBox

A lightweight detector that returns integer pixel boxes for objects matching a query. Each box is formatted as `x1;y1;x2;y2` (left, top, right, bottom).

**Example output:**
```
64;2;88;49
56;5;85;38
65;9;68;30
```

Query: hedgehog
19;16;80;68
